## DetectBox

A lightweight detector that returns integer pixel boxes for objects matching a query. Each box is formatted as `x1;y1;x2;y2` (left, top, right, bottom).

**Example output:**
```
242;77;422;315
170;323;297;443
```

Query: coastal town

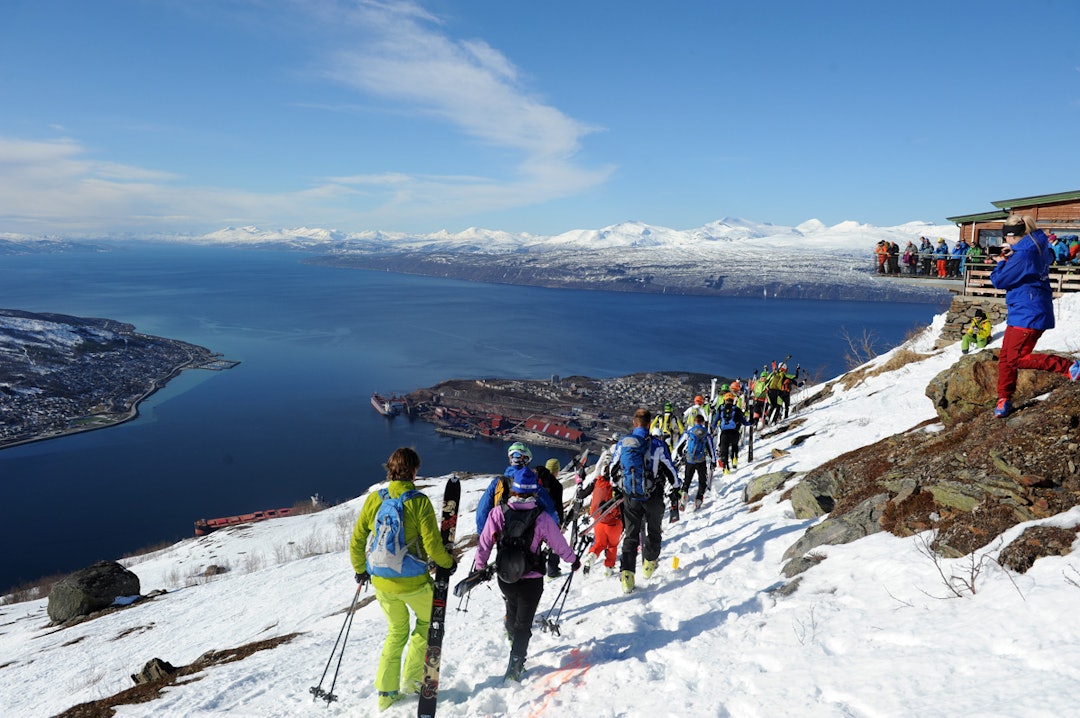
0;309;233;449
376;370;724;453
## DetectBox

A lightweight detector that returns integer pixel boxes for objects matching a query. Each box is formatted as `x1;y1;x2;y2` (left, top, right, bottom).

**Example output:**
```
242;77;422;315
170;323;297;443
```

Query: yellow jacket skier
350;447;456;711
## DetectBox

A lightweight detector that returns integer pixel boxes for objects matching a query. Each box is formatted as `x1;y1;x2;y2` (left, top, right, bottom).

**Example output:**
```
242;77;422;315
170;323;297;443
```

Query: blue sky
2;0;1078;237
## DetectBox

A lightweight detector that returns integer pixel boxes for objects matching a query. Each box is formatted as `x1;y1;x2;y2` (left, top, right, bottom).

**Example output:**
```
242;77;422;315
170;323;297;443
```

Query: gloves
571;559;582;572
355;571;369;586
447;559;458;575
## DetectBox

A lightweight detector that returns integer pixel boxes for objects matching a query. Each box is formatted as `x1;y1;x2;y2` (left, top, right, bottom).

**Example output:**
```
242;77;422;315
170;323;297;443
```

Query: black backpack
495;505;545;583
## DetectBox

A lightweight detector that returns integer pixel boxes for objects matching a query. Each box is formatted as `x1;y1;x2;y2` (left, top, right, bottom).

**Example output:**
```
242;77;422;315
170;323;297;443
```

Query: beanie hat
511;467;539;494
544;458;560;476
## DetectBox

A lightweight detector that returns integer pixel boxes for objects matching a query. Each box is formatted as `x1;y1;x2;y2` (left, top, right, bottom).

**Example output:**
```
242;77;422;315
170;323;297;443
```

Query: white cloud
0;2;612;235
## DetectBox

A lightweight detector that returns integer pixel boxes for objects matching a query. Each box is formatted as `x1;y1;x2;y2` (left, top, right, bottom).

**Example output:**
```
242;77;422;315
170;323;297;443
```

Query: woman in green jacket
350;447;455;711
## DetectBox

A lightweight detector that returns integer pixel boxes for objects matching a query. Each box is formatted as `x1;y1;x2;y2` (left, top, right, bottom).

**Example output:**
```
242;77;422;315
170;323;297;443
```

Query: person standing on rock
989;214;1080;418
612;408;679;594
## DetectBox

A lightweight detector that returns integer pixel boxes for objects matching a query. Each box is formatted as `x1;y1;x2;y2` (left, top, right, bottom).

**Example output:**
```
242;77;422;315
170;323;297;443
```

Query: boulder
925;352;1062;427
131;657;178;685
742;470;795;504
782;493;890;566
47;560;141;624
789;469;841;519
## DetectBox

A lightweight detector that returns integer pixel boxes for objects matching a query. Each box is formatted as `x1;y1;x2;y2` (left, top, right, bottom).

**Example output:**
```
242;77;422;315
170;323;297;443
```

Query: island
396;370;725;453
0;309;236;449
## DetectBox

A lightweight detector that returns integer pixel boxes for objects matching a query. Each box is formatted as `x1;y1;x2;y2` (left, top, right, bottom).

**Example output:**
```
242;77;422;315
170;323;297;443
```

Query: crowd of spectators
872;233;1080;279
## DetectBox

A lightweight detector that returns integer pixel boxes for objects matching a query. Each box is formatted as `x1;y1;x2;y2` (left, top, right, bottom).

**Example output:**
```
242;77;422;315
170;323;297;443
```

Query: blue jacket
990;229;1055;331
474;467;559;533
1053;240;1071;263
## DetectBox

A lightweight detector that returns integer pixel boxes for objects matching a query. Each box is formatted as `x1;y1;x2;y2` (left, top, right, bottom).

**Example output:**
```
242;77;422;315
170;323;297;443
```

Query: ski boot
582;553;596;576
694;497;703;511
678;490;687;512
377;691;402;711
504;654;527;682
621;570;635;594
642;559;658;579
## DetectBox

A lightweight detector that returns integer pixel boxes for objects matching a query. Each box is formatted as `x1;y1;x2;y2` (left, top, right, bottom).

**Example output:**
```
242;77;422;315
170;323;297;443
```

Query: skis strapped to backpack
418;475;460;718
564;449;589;546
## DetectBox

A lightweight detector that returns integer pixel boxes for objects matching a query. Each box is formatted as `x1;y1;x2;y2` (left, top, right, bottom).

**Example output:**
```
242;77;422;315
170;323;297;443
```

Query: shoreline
0;352;236;452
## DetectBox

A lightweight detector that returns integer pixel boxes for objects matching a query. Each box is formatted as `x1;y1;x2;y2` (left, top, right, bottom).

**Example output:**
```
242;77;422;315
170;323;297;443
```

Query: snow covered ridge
3;217;960;254
5;297;1079;717
193;217;961;254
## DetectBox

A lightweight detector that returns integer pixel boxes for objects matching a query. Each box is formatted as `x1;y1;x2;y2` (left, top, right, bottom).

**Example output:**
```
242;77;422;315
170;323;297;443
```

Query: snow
2;296;1079;717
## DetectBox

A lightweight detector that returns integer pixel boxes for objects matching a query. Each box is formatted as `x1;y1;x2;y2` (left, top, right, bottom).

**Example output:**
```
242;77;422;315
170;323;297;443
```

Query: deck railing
963;261;1080;298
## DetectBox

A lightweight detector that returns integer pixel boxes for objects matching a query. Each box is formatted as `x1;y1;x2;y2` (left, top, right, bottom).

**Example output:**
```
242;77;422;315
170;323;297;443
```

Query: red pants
936;259;947;277
997;325;1072;400
589;520;623;568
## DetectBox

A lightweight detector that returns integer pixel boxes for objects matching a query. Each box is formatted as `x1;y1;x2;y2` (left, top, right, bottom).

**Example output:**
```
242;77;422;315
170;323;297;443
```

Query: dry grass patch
840;348;932;390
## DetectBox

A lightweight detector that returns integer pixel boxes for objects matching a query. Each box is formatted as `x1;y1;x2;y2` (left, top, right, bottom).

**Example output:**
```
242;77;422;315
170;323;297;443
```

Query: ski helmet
694;395;704;406
507;442;532;466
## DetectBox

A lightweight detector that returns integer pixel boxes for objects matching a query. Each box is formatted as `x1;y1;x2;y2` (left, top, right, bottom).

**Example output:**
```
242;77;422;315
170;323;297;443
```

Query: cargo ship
371;392;404;417
194;507;295;536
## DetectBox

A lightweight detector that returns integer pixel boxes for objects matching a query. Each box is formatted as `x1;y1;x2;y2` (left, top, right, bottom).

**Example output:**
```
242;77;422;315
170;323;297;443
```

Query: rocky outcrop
998;526;1079;574
924;351;1061;426
757;359;1080;580
47;561;141;624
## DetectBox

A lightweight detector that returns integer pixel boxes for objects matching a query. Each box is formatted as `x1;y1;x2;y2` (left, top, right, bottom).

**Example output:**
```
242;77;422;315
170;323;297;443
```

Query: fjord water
0;244;945;591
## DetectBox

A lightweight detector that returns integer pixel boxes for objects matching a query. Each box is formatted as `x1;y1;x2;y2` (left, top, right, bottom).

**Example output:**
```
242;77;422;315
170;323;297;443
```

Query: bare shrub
242;552;266;574
839;325;881;370
913;531;1021;599
1;572;65;605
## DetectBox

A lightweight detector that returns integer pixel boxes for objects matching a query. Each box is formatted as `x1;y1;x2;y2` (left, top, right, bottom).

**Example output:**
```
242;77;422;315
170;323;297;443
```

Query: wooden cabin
948;189;1080;298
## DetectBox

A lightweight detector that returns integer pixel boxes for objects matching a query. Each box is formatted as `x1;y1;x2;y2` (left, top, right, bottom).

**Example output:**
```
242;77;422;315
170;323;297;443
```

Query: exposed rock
131;658;177;685
789;469;841;519
998;525;1079;574
925;351;1063;427
47;561;141;624
782;493;890;566
743;470;796;504
770;367;1079;571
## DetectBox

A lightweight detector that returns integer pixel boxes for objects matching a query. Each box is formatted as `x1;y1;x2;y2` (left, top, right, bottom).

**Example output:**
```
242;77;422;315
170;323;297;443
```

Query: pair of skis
417;476;460;718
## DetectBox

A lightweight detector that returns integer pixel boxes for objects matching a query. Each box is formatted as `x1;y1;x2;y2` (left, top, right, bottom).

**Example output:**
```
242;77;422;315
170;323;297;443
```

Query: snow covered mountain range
5;294;1078;717
3;217;962;302
190;216;958;254
200;218;961;302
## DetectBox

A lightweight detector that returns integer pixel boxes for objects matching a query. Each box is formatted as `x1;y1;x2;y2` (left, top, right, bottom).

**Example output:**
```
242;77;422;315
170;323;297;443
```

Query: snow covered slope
3;296;1079;717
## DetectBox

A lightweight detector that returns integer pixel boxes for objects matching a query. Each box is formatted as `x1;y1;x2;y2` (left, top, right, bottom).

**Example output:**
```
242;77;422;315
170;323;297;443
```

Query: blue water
0;244;947;591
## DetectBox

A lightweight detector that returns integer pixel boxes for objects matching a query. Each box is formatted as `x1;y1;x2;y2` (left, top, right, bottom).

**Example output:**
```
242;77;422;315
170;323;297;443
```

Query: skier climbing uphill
472;466;580;682
348;447;456;712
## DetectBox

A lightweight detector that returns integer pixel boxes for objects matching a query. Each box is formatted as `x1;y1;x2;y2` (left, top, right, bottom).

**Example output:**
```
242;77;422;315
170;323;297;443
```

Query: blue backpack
718;404;739;431
365;489;427;578
618;432;654;501
685;424;709;464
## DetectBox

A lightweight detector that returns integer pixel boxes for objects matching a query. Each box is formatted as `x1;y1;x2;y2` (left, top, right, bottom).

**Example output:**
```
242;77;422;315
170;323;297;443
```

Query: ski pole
539;533;592;635
310;581;365;705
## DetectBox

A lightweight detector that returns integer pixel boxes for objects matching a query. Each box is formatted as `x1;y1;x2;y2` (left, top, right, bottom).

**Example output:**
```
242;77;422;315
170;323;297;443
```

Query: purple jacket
473;497;576;578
